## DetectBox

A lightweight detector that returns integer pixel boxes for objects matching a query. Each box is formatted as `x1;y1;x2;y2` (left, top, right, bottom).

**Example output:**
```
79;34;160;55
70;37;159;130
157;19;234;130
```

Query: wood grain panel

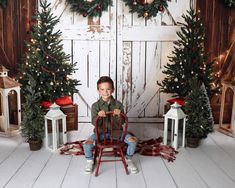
0;0;37;76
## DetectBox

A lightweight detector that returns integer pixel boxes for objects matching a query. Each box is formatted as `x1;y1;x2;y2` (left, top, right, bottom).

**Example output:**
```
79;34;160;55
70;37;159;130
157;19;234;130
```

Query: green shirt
91;96;125;138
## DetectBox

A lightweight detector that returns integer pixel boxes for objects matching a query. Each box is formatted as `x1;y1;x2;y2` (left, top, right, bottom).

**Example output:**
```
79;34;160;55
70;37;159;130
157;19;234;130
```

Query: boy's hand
113;109;121;116
98;110;106;117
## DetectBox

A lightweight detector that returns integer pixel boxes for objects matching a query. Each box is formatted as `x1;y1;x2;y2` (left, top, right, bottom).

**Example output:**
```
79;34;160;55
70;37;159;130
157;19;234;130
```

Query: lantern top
45;103;66;118
164;102;187;119
0;65;21;89
0;65;9;73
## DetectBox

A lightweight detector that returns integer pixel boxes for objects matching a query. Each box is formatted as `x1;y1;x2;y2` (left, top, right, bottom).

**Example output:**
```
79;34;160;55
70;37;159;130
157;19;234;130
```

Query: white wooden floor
1;131;235;188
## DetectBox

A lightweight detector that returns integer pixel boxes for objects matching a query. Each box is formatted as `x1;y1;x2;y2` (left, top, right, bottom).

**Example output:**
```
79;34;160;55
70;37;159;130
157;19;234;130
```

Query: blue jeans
83;133;137;160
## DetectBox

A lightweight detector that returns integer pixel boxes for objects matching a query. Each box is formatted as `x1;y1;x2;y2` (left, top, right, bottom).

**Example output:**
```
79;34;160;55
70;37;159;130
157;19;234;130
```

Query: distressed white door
117;1;191;122
49;0;192;138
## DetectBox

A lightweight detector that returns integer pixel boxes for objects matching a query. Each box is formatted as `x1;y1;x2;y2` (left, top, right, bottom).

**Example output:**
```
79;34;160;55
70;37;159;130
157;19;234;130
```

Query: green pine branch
21;75;44;141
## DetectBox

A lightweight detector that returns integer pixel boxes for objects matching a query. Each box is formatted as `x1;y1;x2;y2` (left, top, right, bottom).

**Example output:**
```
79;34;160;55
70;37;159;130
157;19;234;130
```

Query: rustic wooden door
49;0;192;138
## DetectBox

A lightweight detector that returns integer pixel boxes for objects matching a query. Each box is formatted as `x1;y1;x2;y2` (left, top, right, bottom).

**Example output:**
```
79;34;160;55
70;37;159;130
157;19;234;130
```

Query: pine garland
66;0;112;18
0;0;7;7
122;0;169;19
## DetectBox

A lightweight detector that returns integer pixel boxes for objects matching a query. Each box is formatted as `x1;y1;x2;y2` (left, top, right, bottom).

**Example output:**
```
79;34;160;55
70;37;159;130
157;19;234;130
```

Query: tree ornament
132;1;137;5
123;0;169;19
158;5;164;12
144;12;149;18
66;0;112;18
96;4;101;11
141;0;147;5
83;12;88;17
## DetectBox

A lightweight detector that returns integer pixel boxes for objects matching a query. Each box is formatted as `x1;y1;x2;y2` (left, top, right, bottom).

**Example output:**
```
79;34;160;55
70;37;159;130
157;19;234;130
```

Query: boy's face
98;82;113;102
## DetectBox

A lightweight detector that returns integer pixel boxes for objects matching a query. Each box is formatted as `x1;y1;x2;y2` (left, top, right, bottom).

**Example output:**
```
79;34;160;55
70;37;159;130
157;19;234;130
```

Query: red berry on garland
158;5;164;12
83;12;88;17
96;4;101;11
141;0;147;5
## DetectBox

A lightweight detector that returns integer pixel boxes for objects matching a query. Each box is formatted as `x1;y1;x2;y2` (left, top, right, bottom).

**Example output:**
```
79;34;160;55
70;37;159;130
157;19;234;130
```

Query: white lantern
0;65;21;137
163;102;186;150
45;103;67;151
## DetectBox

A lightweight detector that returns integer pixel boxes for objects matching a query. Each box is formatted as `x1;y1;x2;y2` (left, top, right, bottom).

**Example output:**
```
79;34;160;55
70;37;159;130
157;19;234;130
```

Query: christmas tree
184;79;214;138
158;8;217;98
19;0;80;102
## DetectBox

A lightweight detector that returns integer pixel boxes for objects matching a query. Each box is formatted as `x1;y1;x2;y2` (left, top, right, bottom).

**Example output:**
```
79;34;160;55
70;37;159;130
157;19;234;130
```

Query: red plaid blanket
60;137;178;162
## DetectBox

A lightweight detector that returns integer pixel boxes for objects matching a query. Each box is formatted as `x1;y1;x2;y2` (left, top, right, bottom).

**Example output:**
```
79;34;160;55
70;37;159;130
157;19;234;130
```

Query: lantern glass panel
8;90;18;125
46;118;64;148
166;118;184;147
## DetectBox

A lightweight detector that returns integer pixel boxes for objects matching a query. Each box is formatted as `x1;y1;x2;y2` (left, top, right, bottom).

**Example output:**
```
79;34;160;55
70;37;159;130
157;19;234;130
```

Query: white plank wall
1;131;235;188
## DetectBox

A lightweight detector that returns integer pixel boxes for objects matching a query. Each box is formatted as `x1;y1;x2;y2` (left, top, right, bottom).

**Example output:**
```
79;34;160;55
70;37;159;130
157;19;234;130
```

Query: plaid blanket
60;137;178;162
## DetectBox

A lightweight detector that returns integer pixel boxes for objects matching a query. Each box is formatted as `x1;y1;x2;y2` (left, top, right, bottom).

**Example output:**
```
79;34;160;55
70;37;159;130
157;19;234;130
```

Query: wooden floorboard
32;154;72;188
4;149;52;188
116;155;147;188
164;149;208;188
201;135;235;183
139;155;177;188
0;143;32;188
1;131;235;188
183;140;235;188
60;156;91;188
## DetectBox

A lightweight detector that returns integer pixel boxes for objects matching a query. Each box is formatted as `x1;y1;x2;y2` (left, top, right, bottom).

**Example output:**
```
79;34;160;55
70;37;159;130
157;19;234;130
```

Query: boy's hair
97;76;114;90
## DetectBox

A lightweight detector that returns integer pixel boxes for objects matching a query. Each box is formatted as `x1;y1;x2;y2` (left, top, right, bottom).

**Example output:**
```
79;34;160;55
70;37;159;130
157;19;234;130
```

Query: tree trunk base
29;139;42;151
187;137;200;148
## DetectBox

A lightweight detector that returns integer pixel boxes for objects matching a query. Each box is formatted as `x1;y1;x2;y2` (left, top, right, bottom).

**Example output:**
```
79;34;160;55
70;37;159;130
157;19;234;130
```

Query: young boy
83;76;138;174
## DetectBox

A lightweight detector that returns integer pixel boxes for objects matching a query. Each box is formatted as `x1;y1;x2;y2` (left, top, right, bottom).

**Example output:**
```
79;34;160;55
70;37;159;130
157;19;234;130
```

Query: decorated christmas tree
158;8;217;98
184;79;214;139
19;0;80;102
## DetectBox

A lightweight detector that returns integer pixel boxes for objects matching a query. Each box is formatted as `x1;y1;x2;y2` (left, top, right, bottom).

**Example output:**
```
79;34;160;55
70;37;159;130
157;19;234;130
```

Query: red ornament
158;5;164;12
83;12;88;17
96;4;101;11
141;0;147;5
